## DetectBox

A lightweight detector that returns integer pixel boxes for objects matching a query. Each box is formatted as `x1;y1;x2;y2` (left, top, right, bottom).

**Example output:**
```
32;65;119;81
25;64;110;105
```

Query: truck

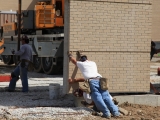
0;0;64;75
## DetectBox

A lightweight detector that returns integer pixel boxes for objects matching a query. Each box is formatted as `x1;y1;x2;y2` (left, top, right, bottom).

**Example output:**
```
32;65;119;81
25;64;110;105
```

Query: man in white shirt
68;53;119;119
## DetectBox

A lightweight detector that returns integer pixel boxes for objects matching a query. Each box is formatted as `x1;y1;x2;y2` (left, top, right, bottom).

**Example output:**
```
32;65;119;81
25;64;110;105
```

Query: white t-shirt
77;60;102;79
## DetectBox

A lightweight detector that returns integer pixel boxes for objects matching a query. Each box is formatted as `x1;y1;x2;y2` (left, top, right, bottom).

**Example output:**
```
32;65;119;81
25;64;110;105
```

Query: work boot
102;115;111;119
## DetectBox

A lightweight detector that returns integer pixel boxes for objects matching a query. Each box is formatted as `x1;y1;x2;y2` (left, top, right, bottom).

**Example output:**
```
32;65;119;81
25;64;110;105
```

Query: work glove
68;51;73;58
76;50;83;58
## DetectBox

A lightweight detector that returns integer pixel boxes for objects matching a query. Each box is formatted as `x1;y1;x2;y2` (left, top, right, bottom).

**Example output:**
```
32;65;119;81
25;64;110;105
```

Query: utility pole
18;0;21;51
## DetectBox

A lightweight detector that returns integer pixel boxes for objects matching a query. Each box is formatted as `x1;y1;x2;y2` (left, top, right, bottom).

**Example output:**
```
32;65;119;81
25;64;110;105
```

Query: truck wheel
1;55;14;65
42;57;59;75
33;56;43;73
42;57;54;75
42;57;63;75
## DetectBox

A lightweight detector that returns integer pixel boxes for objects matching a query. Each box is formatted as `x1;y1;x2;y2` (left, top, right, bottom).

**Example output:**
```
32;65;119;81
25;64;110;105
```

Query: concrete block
134;95;158;106
74;96;85;107
114;96;135;105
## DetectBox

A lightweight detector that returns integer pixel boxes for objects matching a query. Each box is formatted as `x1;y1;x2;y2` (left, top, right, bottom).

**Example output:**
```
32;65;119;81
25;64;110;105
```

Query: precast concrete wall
65;0;152;93
0;0;153;93
152;0;160;41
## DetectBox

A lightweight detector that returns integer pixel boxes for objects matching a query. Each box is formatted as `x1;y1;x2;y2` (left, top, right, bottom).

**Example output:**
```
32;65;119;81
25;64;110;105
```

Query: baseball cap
21;35;29;41
21;35;29;43
80;55;87;62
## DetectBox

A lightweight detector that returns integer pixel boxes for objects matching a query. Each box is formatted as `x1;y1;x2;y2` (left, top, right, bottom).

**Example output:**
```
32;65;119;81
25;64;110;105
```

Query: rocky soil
0;99;159;120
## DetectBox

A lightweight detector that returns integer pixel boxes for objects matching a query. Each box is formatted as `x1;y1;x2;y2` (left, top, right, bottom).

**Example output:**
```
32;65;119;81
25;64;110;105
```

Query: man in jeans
68;52;120;119
8;35;32;92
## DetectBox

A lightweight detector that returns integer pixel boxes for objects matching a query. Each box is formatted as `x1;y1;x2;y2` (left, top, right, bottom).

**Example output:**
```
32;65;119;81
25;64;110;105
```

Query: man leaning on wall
68;51;120;119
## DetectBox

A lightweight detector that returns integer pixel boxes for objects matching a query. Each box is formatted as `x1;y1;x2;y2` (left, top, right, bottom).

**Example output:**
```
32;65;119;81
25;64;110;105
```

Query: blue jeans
9;65;28;92
89;79;119;117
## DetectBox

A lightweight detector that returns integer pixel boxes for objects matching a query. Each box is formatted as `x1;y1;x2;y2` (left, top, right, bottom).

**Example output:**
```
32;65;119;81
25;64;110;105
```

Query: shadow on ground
0;86;75;108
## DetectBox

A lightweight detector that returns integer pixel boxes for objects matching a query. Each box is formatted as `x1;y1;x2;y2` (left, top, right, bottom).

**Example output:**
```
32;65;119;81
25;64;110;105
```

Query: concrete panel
158;96;160;106
114;96;135;105
152;0;160;41
115;95;160;106
134;95;158;106
63;0;70;94
68;0;151;93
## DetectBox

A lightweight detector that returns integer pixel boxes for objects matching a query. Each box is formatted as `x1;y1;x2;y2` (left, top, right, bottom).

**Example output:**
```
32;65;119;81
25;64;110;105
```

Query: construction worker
69;77;119;115
8;35;32;92
68;52;120;119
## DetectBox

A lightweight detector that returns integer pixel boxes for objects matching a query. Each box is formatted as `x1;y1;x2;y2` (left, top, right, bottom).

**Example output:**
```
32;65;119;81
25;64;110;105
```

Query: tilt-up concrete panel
66;0;152;93
114;95;160;107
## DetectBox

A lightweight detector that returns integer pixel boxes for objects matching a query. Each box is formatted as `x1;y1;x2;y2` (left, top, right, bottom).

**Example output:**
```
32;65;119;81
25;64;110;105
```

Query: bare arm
68;51;85;83
69;78;85;83
69;56;77;66
68;51;77;65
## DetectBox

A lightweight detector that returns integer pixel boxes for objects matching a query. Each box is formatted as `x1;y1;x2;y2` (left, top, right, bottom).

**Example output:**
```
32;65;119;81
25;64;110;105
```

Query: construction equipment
150;83;160;95
0;0;64;75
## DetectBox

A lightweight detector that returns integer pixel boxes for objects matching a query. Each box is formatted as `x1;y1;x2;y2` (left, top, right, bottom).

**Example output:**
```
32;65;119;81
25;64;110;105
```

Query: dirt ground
117;102;160;120
77;101;160;120
0;102;159;120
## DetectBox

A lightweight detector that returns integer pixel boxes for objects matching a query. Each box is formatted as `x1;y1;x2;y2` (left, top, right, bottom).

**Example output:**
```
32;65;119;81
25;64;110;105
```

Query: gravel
0;61;95;120
0;107;92;120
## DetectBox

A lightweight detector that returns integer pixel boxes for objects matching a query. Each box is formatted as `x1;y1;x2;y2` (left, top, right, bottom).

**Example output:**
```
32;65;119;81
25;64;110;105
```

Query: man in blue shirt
8;35;32;92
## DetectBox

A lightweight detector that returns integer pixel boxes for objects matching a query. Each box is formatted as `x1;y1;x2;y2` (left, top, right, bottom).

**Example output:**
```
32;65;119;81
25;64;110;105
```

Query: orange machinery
35;0;64;29
2;0;64;34
0;0;65;75
0;0;64;53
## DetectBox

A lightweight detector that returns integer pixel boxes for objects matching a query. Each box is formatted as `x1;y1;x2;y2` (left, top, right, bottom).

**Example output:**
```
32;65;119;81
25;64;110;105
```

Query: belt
89;77;100;80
